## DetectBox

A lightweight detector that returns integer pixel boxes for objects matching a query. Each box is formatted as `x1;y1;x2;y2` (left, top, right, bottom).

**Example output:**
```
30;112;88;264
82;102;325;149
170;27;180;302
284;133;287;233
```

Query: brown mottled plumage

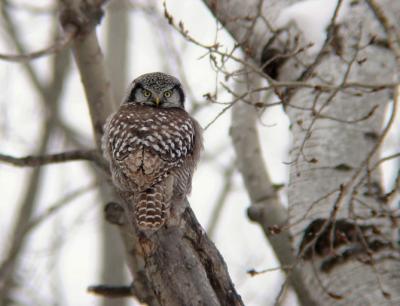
102;72;202;230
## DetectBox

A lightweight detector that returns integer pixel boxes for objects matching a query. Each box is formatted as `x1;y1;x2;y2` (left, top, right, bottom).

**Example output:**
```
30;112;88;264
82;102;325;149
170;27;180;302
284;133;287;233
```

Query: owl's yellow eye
143;90;151;97
163;90;172;98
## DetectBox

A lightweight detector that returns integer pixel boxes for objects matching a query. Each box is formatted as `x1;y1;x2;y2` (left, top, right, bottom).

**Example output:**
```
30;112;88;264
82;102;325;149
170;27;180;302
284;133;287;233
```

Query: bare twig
247;265;291;276
26;182;98;232
367;0;400;67
0;149;105;169
162;1;220;50
88;284;133;298
0;25;77;62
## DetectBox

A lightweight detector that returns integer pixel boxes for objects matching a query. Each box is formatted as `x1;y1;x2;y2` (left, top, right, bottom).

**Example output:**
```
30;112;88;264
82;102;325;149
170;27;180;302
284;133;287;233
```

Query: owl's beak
154;97;161;106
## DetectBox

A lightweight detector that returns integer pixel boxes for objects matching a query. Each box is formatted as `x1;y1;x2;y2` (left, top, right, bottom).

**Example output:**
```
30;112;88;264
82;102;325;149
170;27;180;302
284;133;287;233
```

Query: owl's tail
134;182;170;230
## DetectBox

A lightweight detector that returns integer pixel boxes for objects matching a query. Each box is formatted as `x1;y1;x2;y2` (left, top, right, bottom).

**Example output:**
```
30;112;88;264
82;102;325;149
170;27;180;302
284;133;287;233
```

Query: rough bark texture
204;0;400;305
280;2;400;304
59;1;243;305
139;206;242;306
105;200;244;306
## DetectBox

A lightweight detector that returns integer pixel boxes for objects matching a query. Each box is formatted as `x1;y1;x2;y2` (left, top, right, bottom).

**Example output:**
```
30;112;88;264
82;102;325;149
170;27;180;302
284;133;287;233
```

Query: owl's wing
172;116;203;198
105;105;197;191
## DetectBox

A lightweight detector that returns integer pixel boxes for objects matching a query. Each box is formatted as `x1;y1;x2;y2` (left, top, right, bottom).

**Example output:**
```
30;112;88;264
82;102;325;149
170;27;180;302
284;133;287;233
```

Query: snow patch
276;0;349;54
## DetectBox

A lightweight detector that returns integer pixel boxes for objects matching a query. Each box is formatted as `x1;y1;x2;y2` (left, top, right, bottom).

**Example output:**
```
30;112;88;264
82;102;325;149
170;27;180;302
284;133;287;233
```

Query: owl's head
125;72;185;109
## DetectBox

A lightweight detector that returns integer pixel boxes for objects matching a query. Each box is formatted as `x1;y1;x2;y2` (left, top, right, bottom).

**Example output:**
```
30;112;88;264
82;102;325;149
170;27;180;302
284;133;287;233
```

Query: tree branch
0;24;77;62
0;149;105;169
88;284;134;298
27;182;98;232
366;0;400;67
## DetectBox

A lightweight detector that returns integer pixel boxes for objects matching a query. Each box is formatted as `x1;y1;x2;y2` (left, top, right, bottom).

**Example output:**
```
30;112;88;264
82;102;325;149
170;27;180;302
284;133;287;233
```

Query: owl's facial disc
125;72;185;108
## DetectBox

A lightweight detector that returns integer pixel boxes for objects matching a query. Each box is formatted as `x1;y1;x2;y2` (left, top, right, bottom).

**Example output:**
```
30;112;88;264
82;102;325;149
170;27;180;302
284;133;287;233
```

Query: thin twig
366;0;400;67
0;149;105;169
88;284;133;298
26;182;98;232
247;265;292;276
0;25;77;63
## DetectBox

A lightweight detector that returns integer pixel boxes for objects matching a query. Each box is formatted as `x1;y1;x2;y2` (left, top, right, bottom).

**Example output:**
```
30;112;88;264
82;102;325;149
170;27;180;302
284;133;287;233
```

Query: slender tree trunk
99;2;130;306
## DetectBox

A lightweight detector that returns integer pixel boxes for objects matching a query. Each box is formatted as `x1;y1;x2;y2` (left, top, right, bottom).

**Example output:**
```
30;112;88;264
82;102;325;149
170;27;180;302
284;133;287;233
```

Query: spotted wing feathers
103;104;200;230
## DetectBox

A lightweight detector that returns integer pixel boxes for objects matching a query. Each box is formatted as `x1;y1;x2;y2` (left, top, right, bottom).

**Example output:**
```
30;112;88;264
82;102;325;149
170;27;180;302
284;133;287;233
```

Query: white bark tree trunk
204;0;400;305
99;2;130;306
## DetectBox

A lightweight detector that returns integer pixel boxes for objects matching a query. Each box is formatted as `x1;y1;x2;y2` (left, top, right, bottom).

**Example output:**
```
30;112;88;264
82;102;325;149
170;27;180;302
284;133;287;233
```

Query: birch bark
204;0;400;304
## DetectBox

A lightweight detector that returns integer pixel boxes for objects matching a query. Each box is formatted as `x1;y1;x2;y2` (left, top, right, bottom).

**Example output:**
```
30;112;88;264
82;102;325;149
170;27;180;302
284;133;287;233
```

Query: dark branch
88;284;133;298
0;149;107;170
